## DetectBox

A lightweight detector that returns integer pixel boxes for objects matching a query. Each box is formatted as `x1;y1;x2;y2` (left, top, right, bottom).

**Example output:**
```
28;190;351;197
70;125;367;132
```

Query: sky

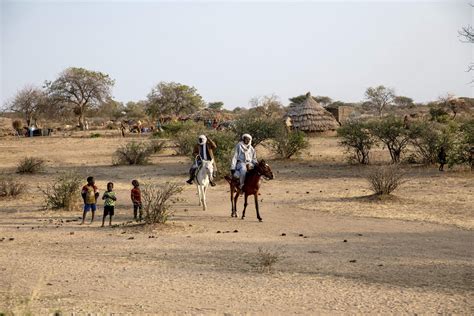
1;0;472;110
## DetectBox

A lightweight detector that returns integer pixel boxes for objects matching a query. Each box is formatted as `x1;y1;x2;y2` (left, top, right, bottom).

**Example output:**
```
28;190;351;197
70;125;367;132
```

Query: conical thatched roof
288;92;339;132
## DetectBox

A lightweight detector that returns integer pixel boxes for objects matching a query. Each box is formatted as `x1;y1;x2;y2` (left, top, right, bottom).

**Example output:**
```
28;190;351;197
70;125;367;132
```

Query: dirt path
0;136;472;314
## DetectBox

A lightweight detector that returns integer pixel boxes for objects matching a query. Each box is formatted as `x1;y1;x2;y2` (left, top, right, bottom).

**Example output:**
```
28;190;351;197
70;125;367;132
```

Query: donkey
195;159;214;211
224;160;274;222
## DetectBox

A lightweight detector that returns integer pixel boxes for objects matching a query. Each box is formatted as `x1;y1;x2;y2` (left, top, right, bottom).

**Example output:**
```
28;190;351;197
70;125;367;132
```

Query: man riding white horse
186;135;217;187
231;133;257;190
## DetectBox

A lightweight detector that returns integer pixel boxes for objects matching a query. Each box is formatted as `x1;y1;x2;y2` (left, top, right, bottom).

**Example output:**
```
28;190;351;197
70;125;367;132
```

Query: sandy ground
0;134;473;314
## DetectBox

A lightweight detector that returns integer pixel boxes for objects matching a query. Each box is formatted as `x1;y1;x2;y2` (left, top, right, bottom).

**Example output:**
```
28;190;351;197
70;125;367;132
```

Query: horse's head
201;159;214;176
255;159;274;180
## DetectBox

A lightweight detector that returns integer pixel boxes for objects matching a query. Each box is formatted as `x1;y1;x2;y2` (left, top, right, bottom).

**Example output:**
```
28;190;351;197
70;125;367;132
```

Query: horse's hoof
258;219;263;222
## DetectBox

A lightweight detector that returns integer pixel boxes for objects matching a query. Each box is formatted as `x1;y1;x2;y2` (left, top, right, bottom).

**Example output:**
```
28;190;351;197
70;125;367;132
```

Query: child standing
81;176;99;225
101;182;117;227
131;180;142;222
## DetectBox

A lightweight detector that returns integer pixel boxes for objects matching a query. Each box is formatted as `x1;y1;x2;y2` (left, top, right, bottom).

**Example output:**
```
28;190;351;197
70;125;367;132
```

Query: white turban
198;135;207;145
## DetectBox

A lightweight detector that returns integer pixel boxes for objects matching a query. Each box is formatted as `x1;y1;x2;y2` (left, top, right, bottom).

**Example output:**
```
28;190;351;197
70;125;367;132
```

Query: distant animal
195;158;214;211
224;160;274;221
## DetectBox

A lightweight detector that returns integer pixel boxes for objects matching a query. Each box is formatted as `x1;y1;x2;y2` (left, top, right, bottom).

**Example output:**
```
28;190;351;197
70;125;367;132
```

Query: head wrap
198;135;207;145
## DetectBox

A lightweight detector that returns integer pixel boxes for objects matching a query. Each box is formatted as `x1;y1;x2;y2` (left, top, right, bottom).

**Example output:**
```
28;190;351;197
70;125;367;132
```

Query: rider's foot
210;181;216;187
186;179;193;185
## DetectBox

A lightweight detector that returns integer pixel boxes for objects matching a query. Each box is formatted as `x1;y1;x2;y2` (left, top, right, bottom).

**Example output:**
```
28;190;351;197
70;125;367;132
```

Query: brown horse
224;160;274;222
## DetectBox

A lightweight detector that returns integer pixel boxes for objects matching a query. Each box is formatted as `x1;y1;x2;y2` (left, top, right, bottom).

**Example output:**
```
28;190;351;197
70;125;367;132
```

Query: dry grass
16;157;45;174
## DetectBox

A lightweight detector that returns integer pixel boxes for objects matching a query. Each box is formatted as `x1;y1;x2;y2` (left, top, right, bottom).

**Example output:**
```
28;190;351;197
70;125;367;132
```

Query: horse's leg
202;184;207;211
197;184;203;206
233;190;239;218
230;185;235;217
241;193;248;220
255;193;262;222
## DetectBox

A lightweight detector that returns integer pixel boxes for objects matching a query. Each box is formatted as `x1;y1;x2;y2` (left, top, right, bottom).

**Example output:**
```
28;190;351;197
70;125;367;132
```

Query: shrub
12;120;23;135
142;182;183;224
0;178;25;197
337;121;376;164
113;140;164;165
445;119;474;168
255;248;282;273
369;116;411;163
16;157;45;174
270;128;309;159
90;133;101;138
232;113;281;147
407;121;443;164
41;171;82;210
366;164;406;196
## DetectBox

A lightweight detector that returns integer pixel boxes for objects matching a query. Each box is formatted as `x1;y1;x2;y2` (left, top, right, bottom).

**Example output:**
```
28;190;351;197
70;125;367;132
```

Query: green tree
208;101;224;110
45;67;115;130
369;116;411;163
364;85;395;117
289;94;332;107
393;96;414;108
96;99;125;120
7;85;46;126
125;101;147;119
337;120;377;164
146;82;205;120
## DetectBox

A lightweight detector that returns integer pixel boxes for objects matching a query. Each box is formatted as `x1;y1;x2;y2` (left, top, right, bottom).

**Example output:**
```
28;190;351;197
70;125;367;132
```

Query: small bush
90;133;101;138
113;140;164;165
255;248;282;273
366;164;406;196
16;157;45;174
41;171;82;211
142;182;183;224
270;128;309;159
232;113;282;147
0;178;25;197
337;121;376;164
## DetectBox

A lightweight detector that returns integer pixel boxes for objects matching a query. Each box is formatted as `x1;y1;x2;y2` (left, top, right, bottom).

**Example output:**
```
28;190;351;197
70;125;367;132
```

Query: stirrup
186;179;193;185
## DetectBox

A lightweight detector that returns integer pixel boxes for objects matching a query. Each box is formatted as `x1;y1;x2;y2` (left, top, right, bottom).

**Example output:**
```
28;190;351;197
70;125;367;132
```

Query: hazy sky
1;0;472;109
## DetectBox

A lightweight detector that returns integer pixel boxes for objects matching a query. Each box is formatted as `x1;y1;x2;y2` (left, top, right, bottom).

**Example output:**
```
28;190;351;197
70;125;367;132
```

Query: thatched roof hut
288;92;339;132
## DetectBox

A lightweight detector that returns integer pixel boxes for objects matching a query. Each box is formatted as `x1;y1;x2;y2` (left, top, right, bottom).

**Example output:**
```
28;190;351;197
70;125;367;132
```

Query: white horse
195;159;214;211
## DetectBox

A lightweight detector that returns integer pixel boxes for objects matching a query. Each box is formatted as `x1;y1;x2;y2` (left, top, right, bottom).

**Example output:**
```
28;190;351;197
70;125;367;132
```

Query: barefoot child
101;182;116;227
131;180;142;221
81;176;99;224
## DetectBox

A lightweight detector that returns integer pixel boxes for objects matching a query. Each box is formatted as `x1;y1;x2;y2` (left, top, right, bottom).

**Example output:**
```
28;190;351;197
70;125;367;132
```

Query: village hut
288;92;340;133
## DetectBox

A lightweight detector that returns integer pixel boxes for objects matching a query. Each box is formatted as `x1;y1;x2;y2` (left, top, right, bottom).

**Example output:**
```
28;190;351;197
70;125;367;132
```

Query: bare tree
7;85;46;126
364;85;395;117
458;4;474;76
45;67;115;130
249;94;284;118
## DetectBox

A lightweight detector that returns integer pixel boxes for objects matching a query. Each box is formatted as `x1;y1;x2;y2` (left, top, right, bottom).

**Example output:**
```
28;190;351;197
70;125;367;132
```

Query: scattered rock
308;250;321;254
188;224;193;227
233;230;238;233
216;231;221;233
225;231;230;233
349;259;357;263
121;231;126;234
184;208;189;212
281;233;286;236
343;239;347;242
70;232;74;235
357;234;363;236
148;236;155;238
127;237;134;240
16;227;19;229
186;236;191;238
46;283;53;286
303;236;308;239
306;191;310;194
378;264;383;267
8;238;14;241
319;190;323;193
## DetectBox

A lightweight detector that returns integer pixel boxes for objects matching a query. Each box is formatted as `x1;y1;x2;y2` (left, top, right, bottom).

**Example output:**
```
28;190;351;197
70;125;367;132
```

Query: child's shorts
84;204;97;212
104;205;114;216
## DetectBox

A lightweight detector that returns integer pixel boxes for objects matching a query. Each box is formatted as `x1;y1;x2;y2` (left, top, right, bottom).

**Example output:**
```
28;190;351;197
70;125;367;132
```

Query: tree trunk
78;112;85;130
